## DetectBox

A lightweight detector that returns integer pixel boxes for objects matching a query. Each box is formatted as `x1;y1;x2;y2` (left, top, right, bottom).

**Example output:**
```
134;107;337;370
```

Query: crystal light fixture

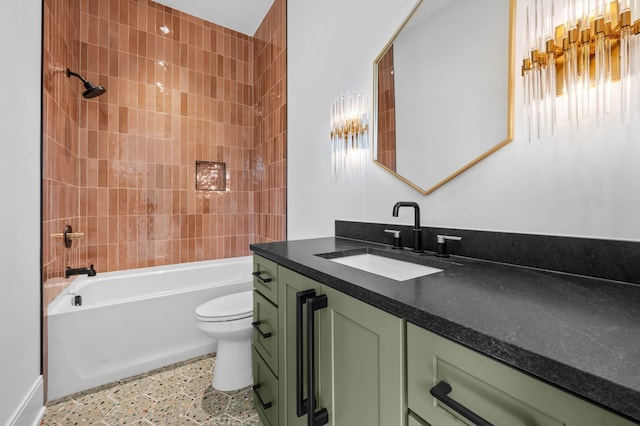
522;0;640;140
330;92;370;175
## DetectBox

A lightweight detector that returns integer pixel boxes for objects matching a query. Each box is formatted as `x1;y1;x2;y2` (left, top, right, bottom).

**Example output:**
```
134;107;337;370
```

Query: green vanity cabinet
408;412;431;426
253;290;278;375
252;347;279;426
407;323;634;426
317;284;406;426
252;255;280;426
277;265;406;426
253;255;279;304
253;254;634;426
278;265;321;426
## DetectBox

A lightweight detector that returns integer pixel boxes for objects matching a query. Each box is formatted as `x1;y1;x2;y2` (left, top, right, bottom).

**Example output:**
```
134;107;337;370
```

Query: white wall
288;0;640;242
0;1;44;424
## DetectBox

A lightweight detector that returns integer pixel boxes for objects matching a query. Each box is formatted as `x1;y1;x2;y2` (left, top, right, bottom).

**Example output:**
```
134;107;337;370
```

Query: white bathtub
47;256;253;400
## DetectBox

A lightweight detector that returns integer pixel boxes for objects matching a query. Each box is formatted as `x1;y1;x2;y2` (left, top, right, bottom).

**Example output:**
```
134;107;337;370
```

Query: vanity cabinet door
408;412;432;426
317;284;406;426
278;266;321;426
277;266;406;426
407;323;634;426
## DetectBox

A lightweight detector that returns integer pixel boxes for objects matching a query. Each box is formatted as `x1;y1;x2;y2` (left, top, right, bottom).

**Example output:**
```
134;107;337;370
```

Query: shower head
66;69;106;99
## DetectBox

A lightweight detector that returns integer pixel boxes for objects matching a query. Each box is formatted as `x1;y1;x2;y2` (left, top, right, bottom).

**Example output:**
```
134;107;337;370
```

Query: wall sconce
522;0;640;140
330;92;370;175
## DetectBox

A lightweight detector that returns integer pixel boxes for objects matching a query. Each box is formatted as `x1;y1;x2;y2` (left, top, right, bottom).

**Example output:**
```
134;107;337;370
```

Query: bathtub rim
47;256;253;316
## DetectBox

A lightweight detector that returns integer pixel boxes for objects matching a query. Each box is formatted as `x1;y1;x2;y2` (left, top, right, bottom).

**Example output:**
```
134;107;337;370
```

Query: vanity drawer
252;290;278;375
253;255;278;304
408;412;431;426
407;323;633;426
252;348;279;426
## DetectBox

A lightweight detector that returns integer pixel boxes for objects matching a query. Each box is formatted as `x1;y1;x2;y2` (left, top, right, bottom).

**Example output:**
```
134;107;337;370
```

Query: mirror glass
374;0;514;194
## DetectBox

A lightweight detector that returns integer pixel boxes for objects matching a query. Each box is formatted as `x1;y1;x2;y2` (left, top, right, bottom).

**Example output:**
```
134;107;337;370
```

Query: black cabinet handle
252;384;272;410
251;320;272;338
295;289;316;417
252;271;272;284
430;381;493;426
307;295;328;426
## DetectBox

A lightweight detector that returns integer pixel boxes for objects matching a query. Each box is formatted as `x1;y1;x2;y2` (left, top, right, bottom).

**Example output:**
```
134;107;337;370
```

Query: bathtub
47;256;253;400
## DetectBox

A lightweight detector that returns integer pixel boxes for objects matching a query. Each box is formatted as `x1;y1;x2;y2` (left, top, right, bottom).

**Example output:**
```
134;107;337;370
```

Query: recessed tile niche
195;161;227;191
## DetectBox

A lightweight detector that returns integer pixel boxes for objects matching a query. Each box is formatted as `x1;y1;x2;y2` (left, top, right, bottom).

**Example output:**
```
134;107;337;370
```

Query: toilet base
212;338;252;391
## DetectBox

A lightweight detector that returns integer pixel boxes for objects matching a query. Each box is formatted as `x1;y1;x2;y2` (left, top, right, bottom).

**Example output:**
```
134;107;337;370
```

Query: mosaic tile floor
40;354;263;425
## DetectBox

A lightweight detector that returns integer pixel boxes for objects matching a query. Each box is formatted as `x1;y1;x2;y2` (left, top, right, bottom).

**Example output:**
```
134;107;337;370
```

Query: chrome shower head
66;69;106;99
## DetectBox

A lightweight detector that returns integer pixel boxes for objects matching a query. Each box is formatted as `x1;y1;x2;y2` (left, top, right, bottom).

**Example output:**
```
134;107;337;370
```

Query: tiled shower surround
43;0;286;304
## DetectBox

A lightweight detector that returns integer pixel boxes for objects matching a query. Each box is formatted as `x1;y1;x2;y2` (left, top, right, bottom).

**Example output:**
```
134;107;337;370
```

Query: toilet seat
195;290;253;322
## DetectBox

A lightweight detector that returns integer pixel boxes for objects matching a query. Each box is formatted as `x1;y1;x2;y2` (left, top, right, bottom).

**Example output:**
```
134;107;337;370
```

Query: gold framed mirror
373;0;515;195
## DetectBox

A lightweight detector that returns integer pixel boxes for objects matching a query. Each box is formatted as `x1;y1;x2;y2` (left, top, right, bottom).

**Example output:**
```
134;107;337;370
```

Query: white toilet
195;290;254;391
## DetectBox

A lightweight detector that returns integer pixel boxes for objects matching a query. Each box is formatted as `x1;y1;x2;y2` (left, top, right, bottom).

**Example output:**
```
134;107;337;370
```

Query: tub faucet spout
392;201;424;253
65;264;96;278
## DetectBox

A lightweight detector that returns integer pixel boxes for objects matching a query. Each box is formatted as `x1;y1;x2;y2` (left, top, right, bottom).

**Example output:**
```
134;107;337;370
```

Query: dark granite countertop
250;237;640;423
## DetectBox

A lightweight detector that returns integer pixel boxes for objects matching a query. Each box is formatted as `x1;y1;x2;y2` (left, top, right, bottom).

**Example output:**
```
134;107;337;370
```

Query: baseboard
8;376;45;426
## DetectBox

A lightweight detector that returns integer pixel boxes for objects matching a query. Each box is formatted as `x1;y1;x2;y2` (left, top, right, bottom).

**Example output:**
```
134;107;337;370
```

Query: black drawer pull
307;295;329;426
252;271;272;284
252;384;273;410
295;289;316;417
252;320;272;338
430;381;493;426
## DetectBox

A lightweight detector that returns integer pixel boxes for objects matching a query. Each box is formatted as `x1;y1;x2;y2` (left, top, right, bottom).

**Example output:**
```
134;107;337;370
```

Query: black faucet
65;265;96;278
392;201;424;253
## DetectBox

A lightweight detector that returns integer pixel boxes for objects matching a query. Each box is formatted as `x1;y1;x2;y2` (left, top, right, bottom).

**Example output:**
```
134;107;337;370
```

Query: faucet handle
436;235;462;257
437;235;462;243
384;229;403;249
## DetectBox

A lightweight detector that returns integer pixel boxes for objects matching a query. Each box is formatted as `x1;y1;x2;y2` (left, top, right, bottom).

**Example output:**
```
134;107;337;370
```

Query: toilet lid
195;290;253;322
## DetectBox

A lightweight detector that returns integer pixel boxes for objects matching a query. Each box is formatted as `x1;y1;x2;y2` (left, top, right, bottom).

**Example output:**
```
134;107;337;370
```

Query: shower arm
66;69;88;84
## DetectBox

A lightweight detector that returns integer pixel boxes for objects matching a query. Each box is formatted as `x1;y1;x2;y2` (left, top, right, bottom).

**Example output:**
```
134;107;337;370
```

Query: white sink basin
329;253;442;281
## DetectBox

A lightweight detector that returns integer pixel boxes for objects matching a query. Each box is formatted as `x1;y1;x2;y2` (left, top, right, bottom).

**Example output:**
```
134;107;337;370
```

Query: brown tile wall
42;0;83;307
376;45;396;171
42;0;286;303
253;0;287;243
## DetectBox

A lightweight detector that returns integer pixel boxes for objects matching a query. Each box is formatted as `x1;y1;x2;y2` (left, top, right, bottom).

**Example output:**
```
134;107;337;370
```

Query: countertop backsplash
335;220;640;285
